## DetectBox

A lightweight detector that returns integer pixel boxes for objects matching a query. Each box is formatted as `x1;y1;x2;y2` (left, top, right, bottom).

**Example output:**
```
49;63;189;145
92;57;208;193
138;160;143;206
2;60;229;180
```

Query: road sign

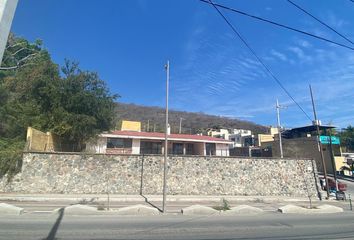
319;136;340;145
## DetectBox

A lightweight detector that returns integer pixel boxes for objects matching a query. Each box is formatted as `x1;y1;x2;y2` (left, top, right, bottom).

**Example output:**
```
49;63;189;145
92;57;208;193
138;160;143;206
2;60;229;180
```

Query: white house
207;128;254;148
86;130;232;156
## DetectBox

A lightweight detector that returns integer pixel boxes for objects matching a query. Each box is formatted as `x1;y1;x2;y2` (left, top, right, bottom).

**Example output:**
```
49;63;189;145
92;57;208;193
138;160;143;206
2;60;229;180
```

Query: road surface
0;212;353;240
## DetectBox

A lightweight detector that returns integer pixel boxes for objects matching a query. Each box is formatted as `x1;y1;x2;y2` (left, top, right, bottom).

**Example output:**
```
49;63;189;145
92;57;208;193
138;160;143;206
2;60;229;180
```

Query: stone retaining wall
0;152;320;198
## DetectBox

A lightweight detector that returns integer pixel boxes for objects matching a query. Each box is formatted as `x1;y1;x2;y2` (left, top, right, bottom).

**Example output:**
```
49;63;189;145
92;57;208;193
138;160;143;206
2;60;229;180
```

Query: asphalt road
0;212;353;240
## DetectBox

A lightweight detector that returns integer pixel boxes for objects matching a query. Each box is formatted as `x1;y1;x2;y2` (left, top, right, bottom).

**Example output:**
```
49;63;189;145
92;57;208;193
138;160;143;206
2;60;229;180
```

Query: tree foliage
0;34;118;178
338;125;354;152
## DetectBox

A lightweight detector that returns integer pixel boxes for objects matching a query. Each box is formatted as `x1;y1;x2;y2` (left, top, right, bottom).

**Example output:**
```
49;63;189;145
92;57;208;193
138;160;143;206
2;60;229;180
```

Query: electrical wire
199;0;354;51
205;0;313;121
287;0;353;45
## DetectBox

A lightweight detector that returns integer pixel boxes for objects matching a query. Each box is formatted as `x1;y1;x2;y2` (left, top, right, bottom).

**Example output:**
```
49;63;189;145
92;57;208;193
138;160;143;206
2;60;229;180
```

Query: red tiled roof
106;130;231;143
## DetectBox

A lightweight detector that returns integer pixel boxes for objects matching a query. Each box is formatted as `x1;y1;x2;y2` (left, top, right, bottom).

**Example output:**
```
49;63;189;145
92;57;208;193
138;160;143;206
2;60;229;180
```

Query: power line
199;0;354;51
205;0;313;121
287;0;354;45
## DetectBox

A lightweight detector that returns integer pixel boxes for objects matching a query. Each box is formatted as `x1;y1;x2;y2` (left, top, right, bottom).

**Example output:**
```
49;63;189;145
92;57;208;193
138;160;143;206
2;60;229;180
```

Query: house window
186;143;194;155
107;138;132;148
172;143;184;155
206;143;216;155
140;141;162;154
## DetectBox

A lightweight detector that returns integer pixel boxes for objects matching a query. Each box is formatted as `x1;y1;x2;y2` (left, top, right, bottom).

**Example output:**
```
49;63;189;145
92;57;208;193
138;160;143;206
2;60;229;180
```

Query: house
86;131;232;156
256;127;279;147
229;129;254;147
340;153;354;176
207;128;254;148
260;123;343;175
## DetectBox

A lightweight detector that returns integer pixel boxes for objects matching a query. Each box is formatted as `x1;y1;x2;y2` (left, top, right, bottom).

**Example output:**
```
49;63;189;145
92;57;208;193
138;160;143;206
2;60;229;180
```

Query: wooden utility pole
328;129;338;191
309;84;329;198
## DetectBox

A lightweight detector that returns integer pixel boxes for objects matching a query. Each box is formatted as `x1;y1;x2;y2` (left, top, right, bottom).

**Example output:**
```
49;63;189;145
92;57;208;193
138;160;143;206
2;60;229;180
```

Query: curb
117;204;160;215
53;204;99;215
221;205;264;215
181;205;219;215
0;203;24;215
278;204;344;214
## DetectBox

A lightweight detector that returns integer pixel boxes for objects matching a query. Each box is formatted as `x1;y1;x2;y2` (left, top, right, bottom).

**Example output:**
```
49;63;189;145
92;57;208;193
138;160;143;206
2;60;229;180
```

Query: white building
86;130;232;156
207;128;254;148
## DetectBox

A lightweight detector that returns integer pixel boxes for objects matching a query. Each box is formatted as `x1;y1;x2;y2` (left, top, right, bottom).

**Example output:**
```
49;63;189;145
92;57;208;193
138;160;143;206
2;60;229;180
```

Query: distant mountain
115;103;269;135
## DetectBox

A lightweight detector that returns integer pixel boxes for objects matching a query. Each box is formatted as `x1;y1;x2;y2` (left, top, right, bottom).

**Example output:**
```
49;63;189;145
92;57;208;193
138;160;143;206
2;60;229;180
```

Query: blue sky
11;0;354;129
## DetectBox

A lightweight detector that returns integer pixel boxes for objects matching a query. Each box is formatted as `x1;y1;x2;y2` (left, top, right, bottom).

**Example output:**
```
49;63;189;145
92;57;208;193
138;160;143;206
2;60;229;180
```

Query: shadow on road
43;207;64;240
141;195;163;212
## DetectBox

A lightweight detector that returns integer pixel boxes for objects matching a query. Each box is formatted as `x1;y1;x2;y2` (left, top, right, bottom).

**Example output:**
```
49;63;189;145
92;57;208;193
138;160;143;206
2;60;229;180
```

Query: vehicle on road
320;177;347;192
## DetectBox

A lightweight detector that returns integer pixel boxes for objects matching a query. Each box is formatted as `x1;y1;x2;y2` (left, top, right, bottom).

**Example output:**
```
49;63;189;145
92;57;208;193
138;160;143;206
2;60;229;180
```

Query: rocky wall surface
0;152;320;198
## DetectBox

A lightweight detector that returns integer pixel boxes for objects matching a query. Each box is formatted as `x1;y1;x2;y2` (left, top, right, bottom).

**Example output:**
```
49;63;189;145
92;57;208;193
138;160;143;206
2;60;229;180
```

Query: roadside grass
212;198;231;211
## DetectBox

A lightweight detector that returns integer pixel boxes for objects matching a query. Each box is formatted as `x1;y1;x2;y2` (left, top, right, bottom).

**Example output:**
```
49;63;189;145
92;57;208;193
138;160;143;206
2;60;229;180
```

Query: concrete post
0;0;19;64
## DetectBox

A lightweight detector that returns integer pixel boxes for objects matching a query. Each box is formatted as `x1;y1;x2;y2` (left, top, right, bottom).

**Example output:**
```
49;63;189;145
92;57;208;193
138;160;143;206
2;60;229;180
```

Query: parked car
320;177;347;192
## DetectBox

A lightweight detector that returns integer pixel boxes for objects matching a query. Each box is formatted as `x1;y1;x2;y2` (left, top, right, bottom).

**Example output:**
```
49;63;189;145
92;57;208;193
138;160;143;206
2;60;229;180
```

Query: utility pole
276;99;284;158
0;0;18;63
162;60;169;213
310;84;330;199
179;117;184;134
328;129;338;191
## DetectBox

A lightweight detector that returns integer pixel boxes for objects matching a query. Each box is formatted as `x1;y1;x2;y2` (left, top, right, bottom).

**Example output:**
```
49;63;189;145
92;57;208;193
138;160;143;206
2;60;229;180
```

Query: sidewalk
0;193;318;203
0;193;351;213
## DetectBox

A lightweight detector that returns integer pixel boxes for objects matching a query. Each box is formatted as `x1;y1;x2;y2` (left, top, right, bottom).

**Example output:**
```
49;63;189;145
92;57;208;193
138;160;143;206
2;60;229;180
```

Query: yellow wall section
26;127;58;151
121;120;141;132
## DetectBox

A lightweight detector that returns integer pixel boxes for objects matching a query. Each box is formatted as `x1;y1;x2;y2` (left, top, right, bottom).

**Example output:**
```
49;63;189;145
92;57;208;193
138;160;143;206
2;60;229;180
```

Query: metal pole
179;117;183;134
162;60;169;213
310;84;330;198
276;99;284;158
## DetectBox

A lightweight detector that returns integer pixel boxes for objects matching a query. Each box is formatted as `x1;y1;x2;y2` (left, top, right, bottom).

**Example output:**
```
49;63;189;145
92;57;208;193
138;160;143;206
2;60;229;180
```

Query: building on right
260;123;345;175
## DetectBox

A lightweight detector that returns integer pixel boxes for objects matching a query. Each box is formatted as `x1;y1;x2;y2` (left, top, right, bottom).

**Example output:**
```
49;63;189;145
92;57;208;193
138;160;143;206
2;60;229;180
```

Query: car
320;177;347;192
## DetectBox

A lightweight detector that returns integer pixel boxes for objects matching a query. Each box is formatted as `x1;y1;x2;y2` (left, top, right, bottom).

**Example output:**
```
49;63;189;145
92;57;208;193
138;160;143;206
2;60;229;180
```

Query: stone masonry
0;152;320;198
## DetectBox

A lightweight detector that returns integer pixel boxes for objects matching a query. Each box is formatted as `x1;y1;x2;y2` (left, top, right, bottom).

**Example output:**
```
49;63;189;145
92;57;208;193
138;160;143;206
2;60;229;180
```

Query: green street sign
319;136;340;145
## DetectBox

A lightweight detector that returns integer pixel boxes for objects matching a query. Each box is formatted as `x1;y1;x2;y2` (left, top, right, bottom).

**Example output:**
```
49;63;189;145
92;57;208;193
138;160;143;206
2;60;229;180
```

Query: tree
0;33;44;72
0;34;54;178
48;60;119;147
0;34;118;178
338;125;354;152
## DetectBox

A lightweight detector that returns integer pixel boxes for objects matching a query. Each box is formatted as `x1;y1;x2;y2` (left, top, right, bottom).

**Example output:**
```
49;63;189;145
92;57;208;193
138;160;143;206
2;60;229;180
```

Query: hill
115;103;269;135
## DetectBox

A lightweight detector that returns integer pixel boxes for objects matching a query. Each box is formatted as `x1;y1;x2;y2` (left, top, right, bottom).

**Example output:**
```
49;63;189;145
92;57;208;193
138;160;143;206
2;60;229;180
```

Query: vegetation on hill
115;103;269;135
0;34;117;178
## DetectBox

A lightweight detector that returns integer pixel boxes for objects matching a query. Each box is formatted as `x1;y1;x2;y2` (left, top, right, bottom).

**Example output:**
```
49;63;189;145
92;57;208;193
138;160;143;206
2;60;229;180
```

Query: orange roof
103;130;232;144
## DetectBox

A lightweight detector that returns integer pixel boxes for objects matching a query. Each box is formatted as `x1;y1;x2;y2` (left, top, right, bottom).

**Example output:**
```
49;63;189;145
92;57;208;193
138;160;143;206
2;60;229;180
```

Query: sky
10;0;354;129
